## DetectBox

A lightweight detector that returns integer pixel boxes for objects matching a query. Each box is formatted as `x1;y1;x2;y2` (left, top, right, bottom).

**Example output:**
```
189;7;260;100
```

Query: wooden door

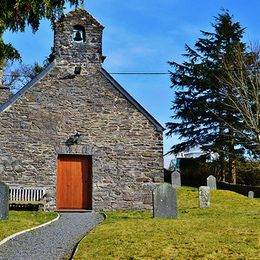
56;155;91;209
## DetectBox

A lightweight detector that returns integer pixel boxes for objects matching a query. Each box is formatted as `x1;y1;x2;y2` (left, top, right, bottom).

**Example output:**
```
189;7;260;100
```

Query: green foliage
0;0;84;65
0;211;57;240
166;10;245;158
178;156;211;186
0;35;21;64
236;160;260;186
178;156;259;186
75;187;260;259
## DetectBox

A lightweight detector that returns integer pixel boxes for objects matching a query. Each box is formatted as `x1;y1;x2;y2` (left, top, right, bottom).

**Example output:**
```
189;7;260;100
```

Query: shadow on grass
9;204;41;211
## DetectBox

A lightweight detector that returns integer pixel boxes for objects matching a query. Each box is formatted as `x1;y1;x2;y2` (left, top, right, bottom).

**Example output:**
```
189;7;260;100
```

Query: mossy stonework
0;9;164;211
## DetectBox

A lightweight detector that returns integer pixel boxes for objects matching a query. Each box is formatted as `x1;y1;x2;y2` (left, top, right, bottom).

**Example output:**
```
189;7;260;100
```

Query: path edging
69;212;106;259
0;213;60;246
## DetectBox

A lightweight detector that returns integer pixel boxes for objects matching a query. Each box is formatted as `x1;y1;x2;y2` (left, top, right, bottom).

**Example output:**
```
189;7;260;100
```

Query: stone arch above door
55;144;97;156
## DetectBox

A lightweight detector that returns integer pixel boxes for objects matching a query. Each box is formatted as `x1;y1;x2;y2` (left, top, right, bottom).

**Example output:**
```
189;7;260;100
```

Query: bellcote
54;9;104;70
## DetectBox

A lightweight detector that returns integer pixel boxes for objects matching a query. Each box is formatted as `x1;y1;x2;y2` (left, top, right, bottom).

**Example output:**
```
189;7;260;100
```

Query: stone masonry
0;86;11;108
0;9;164;210
0;67;12;107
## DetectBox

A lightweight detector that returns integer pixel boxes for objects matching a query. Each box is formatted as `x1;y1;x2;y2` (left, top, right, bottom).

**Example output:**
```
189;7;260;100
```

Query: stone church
0;9;164;211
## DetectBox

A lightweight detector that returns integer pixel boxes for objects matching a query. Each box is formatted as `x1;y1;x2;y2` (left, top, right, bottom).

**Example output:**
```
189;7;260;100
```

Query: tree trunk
230;159;236;184
219;158;226;182
229;136;237;184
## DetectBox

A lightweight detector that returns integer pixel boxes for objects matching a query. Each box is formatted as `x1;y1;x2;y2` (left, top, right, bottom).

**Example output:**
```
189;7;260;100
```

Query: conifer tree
166;11;246;182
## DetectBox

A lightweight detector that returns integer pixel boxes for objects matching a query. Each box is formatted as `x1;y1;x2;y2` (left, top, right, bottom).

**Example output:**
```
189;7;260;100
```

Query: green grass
0;211;58;241
75;187;260;259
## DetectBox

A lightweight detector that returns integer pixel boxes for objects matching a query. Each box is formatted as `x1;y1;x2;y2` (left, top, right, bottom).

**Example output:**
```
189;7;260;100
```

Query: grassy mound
0;211;58;241
75;187;260;259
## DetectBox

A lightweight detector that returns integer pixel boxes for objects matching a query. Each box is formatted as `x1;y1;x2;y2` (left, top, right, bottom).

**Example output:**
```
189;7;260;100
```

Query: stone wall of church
0;9;164;211
0;66;163;211
0;87;12;107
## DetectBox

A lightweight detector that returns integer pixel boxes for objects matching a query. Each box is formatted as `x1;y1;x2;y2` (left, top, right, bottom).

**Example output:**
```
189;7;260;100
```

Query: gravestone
199;186;210;208
171;170;181;188
0;182;9;219
153;183;178;219
207;175;217;190
248;191;254;199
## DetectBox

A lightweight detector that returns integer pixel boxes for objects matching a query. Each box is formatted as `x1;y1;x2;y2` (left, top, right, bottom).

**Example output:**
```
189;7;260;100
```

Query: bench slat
9;187;46;204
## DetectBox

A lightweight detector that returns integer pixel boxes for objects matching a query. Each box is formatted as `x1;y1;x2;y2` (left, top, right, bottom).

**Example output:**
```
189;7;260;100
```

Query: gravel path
0;212;104;260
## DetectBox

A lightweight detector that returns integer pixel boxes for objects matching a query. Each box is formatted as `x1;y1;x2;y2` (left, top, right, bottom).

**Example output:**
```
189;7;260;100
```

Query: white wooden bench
9;186;46;209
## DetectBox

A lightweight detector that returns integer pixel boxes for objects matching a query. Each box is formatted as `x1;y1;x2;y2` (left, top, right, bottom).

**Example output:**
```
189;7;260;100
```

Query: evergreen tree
166;11;246;182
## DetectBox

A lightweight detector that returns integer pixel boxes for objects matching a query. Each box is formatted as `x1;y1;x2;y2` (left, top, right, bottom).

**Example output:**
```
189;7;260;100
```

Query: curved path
0;212;104;260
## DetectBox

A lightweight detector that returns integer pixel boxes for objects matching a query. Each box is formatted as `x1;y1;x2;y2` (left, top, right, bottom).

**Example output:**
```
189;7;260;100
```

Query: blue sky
3;0;260;154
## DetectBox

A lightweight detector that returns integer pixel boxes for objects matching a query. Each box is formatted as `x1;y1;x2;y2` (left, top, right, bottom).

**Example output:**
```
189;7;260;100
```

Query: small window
72;25;85;43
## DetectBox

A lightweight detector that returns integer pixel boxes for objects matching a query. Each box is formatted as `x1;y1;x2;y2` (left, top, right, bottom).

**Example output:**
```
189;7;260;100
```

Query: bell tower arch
72;25;86;43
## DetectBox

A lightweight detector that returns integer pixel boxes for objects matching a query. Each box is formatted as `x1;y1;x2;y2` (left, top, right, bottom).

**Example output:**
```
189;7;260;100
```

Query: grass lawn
75;187;260;259
0;211;58;241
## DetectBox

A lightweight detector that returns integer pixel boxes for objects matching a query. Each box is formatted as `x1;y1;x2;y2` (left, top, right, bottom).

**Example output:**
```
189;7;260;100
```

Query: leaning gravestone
171;170;181;188
153;183;178;218
207;175;217;190
248;191;254;199
0;182;9;219
199;186;210;208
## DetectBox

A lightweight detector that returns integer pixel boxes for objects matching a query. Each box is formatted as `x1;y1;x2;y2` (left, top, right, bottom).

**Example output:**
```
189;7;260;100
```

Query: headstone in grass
248;191;254;199
0;182;9;219
207;175;217;190
153;183;178;219
171;170;181;188
199;186;210;208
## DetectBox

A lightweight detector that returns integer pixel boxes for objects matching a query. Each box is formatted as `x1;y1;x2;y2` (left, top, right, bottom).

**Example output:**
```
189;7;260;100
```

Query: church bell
74;30;83;42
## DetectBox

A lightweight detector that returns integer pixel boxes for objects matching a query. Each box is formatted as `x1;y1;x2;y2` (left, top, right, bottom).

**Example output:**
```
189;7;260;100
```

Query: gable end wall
0;66;163;210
